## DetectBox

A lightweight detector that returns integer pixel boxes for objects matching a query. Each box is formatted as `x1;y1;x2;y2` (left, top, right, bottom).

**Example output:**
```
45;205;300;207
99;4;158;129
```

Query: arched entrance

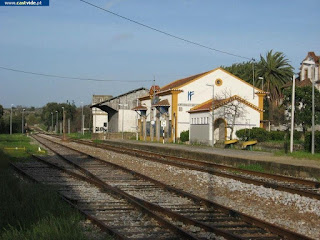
214;118;227;143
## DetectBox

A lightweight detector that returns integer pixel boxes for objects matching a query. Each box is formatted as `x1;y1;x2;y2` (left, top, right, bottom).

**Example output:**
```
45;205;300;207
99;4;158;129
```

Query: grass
274;150;320;161
67;133;92;140
0;134;110;240
237;164;266;173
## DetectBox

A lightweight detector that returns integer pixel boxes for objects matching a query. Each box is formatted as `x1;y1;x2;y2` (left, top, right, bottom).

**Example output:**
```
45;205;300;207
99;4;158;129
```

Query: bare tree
215;89;247;140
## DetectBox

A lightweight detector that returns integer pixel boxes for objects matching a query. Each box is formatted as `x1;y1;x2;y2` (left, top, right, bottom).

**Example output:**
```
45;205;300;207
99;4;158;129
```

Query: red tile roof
189;95;263;113
282;78;312;88
307;52;320;63
160;71;211;91
132;105;147;111
152;99;170;107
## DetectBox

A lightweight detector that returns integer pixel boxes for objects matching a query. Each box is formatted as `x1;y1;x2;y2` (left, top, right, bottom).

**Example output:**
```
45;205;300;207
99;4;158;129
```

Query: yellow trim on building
169;70;216;90
171;91;179;141
140;68;264;101
215;78;223;86
168;67;263;92
189;99;212;112
218;68;263;92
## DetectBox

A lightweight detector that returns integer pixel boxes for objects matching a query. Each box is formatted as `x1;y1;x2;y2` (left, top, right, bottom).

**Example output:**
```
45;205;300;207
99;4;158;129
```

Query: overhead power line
79;0;253;61
0;66;152;82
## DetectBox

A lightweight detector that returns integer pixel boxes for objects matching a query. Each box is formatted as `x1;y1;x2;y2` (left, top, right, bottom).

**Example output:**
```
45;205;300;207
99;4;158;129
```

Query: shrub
235;129;249;141
250;127;270;142
236;127;269;142
304;131;320;153
270;131;286;141
293;130;303;141
180;130;189;142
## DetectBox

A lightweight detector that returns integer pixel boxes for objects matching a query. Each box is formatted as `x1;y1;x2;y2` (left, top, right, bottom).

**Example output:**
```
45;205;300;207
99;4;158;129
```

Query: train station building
91;88;149;133
136;68;266;143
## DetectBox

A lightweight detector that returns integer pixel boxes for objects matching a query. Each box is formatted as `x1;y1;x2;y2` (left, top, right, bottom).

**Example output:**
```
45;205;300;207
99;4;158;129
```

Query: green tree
222;61;255;84
283;86;320;137
41;102;77;131
256;50;294;121
26;113;41;126
0;104;3;118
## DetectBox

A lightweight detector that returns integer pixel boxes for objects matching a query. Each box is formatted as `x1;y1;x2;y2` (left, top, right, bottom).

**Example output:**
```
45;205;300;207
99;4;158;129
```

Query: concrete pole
56;111;58;133
156;108;160;142
136;100;139;141
62;107;66;140
22;109;25;134
81;102;84;135
252;60;255;99
122;106;124;139
150;107;154;141
290;75;295;153
10;104;13;135
206;84;215;147
51;112;53;132
312;66;315;154
68;119;70;134
211;85;215;147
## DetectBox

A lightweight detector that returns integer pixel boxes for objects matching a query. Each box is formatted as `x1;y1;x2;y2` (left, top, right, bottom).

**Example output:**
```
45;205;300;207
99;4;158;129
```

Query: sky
0;0;319;108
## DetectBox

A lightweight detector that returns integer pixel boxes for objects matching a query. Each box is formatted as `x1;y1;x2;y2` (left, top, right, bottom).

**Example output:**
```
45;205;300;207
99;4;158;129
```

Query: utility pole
10;104;13;135
290;75;295;153
150;77;155;142
51;112;53;132
252;59;255;99
206;84;215;147
136;99;139;141
68;119;70;134
311;65;316;154
62;107;66;140
81;102;84;135
56;111;58;134
258;77;264;91
22;109;25;134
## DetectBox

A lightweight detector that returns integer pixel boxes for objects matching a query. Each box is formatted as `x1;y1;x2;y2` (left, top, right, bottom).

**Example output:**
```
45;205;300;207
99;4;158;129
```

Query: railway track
12;157;204;239
28;133;313;240
65;136;320;201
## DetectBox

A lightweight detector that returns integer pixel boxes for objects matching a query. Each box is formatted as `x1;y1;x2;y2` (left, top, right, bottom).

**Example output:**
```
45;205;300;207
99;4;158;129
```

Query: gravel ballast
43;136;320;239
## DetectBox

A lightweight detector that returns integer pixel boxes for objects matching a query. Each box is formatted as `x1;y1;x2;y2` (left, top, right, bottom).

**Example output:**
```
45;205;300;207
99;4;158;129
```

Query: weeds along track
68;137;320;201
12;161;197;239
29;134;313;240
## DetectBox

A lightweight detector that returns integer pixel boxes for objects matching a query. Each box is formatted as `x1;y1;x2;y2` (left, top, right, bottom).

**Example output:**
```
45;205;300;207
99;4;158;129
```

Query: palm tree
256;50;294;121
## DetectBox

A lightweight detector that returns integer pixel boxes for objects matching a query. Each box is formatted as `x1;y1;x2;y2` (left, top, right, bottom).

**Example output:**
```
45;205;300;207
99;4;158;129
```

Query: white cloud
105;0;124;10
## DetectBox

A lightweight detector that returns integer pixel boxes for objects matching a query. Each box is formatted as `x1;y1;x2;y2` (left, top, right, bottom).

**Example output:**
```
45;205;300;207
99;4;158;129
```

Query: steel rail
33;135;242;240
69;137;320;200
30;155;200;240
10;162;126;240
34;134;313;240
